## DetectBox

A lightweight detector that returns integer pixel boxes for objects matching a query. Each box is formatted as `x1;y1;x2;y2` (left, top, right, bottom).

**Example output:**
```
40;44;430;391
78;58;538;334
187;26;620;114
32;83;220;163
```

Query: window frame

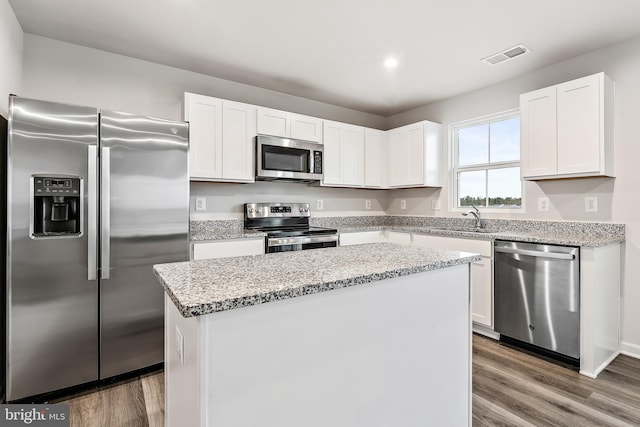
449;109;524;212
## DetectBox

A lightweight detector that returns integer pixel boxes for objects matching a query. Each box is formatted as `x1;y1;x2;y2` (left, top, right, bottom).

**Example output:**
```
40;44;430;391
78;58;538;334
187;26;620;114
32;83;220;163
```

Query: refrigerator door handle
101;146;111;280
88;146;98;280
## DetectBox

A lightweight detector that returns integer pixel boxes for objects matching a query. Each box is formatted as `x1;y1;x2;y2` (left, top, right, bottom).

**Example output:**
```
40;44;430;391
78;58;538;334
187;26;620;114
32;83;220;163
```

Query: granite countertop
154;243;481;318
190;220;265;241
337;226;624;248
189;217;624;247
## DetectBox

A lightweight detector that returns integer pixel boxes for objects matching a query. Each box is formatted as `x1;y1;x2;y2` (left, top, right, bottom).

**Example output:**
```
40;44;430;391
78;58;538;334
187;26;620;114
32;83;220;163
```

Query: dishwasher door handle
494;246;575;260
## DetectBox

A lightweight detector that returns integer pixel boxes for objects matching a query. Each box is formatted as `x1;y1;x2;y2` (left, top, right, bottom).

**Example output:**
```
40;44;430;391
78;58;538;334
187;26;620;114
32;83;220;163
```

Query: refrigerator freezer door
6;97;99;401
99;111;189;378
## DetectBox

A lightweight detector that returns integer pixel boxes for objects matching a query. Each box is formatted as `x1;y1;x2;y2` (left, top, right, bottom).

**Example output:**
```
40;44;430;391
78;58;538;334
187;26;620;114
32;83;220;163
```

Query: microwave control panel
313;151;322;174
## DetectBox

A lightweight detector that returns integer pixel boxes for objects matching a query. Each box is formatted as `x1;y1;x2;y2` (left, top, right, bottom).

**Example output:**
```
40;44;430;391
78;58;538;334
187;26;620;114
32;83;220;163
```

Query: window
452;110;522;209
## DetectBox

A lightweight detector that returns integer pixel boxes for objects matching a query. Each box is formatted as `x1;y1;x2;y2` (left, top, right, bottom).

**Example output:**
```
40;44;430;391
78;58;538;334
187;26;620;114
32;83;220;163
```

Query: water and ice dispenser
32;175;81;237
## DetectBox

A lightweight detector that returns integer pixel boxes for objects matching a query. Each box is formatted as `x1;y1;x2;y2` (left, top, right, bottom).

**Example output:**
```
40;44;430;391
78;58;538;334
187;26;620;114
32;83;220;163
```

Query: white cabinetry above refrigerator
184;92;256;183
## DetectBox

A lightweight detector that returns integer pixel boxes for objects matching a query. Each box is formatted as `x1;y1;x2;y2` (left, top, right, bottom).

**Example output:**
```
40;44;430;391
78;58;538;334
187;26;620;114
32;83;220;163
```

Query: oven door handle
267;235;339;247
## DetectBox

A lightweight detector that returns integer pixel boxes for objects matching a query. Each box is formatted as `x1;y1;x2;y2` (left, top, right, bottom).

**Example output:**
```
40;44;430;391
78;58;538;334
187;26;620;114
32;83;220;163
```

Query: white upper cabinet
364;129;385;188
520;72;614;180
222;101;256;181
291;114;323;142
256;107;290;138
184;92;256;183
322;120;365;187
257;107;323;142
520;87;557;178
388;120;442;188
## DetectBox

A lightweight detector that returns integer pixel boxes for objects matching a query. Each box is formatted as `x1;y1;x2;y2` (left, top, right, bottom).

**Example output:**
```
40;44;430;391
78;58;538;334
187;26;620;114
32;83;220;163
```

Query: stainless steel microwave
256;135;323;182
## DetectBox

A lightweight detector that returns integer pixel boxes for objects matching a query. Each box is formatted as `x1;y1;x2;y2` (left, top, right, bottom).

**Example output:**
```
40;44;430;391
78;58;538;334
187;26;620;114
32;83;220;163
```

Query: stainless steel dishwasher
494;240;580;362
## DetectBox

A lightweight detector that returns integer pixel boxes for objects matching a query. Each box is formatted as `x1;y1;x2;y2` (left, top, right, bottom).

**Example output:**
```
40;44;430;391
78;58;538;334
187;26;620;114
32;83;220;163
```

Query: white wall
387;34;640;355
21;34;386;129
0;0;23;116
190;182;388;219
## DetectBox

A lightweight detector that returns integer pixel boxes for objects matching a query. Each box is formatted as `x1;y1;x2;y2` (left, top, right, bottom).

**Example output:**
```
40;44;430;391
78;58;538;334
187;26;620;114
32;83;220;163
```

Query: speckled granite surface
154;243;481;317
190;216;624;247
328;216;625;248
190;220;264;241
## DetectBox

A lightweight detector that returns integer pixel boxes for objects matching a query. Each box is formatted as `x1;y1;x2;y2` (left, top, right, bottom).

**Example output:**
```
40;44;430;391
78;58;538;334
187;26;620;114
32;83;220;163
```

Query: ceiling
9;0;640;116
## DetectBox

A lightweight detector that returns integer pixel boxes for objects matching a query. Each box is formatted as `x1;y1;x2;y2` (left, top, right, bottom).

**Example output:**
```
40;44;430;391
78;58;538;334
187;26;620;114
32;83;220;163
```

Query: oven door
266;235;338;253
256;135;323;181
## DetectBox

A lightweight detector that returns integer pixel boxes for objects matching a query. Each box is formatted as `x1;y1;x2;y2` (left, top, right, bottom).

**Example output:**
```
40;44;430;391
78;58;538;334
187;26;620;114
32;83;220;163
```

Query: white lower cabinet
192;238;264;260
412;234;493;328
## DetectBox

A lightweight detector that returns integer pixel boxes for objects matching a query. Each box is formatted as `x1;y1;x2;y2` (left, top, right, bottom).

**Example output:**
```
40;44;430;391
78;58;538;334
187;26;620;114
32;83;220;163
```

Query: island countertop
154;243;481;318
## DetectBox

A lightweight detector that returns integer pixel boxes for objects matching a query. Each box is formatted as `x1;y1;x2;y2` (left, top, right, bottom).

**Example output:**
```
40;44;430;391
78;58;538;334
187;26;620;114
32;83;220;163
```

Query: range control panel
34;176;81;197
245;202;310;218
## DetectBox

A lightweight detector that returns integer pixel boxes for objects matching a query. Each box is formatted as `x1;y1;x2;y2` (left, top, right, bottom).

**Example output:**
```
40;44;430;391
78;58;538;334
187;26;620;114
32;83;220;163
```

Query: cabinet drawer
193;238;264;260
412;234;491;257
339;231;384;246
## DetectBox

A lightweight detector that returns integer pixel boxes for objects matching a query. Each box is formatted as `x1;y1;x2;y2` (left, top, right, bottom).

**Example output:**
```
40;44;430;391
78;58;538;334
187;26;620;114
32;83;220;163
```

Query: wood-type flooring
57;334;640;426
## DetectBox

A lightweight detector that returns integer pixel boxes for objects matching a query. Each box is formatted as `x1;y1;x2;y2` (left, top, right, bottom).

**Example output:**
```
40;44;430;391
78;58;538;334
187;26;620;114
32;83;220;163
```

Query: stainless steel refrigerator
5;96;189;401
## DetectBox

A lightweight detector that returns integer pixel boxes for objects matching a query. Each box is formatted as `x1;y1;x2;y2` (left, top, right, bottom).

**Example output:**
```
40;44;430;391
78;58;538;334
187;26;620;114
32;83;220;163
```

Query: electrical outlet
400;200;407;210
365;200;371;210
538;197;549;212
316;199;324;210
431;199;441;211
195;197;206;211
585;196;598;212
175;326;184;364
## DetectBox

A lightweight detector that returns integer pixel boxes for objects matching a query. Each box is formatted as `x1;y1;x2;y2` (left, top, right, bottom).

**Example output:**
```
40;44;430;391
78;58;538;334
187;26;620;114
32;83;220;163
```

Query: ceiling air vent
482;44;531;66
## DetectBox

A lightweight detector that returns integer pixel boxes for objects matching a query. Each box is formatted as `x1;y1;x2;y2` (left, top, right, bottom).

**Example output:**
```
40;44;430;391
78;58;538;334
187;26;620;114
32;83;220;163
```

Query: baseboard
620;341;640;359
580;350;620;378
472;323;499;340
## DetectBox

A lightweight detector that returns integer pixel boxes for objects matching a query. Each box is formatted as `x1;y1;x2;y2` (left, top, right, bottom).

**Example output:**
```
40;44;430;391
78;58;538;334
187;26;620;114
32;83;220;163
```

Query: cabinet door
388;128;409;186
257;107;290;138
471;258;492;327
557;75;601;175
406;124;425;185
520;87;558;178
340;125;365;186
364;129;385;188
222;101;256;182
291;114;323;142
184;93;223;179
322;121;342;185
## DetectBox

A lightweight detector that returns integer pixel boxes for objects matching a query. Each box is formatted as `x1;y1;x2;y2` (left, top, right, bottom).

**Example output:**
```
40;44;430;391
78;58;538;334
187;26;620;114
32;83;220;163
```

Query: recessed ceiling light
384;58;398;69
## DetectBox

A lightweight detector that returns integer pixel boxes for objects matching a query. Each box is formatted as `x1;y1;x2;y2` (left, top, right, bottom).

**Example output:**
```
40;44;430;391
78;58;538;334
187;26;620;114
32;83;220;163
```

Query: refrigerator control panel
31;175;82;238
34;176;81;197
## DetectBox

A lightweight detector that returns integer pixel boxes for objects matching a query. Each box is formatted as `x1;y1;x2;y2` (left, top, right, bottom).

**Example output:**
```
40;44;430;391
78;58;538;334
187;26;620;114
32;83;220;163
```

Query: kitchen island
154;243;480;427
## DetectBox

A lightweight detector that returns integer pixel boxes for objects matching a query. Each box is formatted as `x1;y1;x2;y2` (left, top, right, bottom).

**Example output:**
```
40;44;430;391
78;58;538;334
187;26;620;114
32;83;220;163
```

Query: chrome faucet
462;204;482;229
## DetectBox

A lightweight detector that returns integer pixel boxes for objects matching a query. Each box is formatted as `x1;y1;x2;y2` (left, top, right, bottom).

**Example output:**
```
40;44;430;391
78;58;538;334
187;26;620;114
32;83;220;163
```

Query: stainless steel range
244;202;338;253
